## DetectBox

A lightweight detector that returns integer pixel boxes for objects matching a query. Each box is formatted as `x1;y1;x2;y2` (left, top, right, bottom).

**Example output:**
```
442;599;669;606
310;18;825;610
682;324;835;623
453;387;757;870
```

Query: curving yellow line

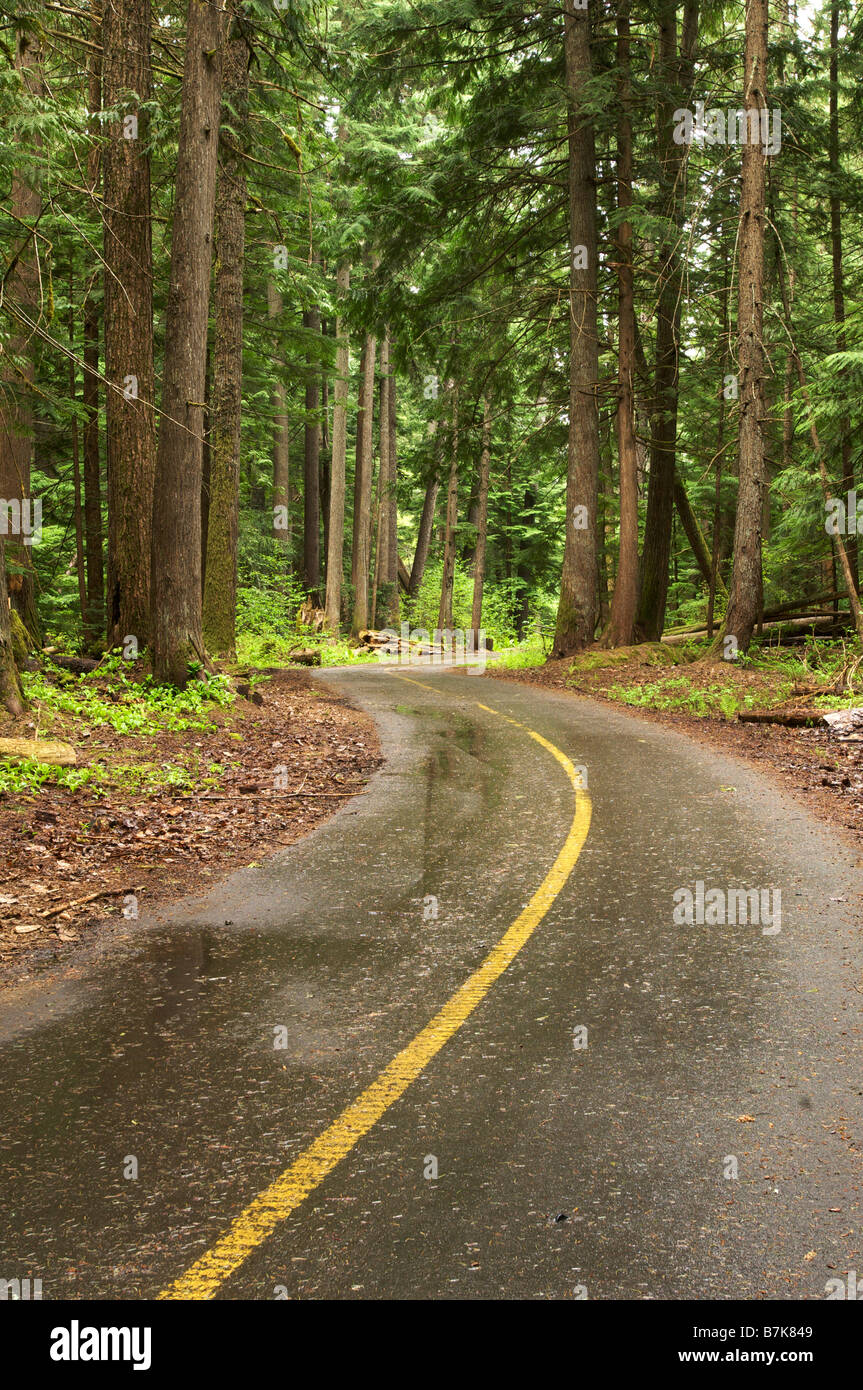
159;675;591;1300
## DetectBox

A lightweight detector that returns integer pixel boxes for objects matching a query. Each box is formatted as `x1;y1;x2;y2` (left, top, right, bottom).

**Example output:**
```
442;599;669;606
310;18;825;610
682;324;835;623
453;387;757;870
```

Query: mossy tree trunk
151;0;225;685
203;11;249;659
103;0;156;651
0;541;26;717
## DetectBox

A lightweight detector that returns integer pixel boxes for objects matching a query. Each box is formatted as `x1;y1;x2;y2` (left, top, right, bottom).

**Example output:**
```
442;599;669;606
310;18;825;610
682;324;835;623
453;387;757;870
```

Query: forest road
1;668;862;1300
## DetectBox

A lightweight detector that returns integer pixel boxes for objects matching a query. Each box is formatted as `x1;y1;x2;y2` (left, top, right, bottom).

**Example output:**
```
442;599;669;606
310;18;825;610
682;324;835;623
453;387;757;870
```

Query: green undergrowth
22;661;236;737
0;756;229;799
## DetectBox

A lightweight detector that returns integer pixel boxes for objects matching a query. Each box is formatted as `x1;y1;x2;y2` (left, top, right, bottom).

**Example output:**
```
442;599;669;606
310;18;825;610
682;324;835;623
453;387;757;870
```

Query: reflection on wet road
1;669;861;1300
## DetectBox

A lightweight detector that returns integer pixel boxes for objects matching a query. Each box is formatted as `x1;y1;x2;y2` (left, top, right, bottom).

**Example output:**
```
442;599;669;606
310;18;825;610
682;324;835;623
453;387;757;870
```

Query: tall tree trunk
303;305;321;598
203;13;248;658
0;541;25;716
553;1;601;655
0;15;43;644
103;0;155;650
200;344;212;588
320;351;331;570
470;396;492;639
374;328;398;625
68;278;88;627
636;0;698;639
829;0;856;592
268;281;290;547
707;247;731;639
83;0;104;650
604;0;638;647
324;263;350;632
721;0;768;653
350;333;377;636
151;0;224;684
438;382;459;632
384;347;399;624
410;474;439;598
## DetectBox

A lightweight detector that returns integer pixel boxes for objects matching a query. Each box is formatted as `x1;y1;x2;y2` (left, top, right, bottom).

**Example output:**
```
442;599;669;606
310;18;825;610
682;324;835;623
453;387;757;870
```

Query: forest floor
491;645;863;855
0;666;381;989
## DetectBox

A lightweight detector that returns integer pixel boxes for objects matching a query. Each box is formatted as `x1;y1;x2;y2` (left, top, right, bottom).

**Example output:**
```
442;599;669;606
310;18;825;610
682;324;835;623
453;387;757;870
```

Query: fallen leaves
0;671;381;976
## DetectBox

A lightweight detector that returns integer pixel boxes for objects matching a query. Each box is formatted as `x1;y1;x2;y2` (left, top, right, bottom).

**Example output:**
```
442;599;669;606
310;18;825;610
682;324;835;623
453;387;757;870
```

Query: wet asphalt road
1;667;862;1301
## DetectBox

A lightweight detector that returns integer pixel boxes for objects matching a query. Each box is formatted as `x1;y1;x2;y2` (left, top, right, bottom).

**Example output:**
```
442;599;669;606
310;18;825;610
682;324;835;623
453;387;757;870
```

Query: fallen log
44;655;101;675
0;737;78;766
287;648;322;666
737;709;824;727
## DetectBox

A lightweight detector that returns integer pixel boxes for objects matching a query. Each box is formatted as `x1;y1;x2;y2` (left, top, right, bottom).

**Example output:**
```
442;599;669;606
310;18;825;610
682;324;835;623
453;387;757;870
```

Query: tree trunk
151;0;225;685
83;1;105;650
350;333;377;636
103;0;156;650
67;278;88;627
324;264;351;632
410;474;439;597
0;541;25;716
320;355;331;570
200;345;211;588
0;15;44;645
374;328;398;625
438;383;459;632
604;0;638;648
672;468;715;589
268;281;290;547
707;247;731;639
384;348;399;624
722;0;768;653
203;13;248;659
829;0;856;592
636;1;699;640
553;1;601;655
470;396;492;639
303;305;322;598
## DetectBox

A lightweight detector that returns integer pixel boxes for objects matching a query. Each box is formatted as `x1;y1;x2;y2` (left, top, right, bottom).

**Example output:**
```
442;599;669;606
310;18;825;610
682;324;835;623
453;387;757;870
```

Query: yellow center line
159;674;592;1300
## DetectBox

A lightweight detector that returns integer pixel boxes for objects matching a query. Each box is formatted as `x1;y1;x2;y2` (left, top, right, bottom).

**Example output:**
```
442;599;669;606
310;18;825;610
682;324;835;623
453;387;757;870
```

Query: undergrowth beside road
0;665;381;984
571;638;863;718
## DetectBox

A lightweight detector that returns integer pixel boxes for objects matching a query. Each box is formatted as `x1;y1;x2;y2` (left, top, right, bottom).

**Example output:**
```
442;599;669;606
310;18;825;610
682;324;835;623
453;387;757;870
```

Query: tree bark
103;0;156;650
410;473;439;598
151;0;225;684
438;382;459;632
829;0;856;592
554;1;601;655
83;0;105;650
636;0;698;640
303;304;322;598
67;278;88;627
203;12;249;659
268;281;290;547
374;328;398;625
0;541;26;716
604;0;638;647
0;15;44;645
470;396;492;640
350;333;377;635
384;347;399;624
324;263;351;632
722;0;768;653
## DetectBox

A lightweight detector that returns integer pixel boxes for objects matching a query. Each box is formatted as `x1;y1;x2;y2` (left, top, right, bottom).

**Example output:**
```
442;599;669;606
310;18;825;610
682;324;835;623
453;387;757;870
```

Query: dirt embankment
0;670;381;988
490;650;863;851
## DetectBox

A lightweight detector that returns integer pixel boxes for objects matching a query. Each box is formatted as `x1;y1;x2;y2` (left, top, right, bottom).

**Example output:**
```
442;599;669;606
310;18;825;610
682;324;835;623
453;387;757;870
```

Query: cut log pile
354;629;493;658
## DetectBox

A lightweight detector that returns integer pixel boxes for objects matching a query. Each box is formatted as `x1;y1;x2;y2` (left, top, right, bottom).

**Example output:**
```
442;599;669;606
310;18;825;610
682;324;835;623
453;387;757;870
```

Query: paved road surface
1;669;861;1300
